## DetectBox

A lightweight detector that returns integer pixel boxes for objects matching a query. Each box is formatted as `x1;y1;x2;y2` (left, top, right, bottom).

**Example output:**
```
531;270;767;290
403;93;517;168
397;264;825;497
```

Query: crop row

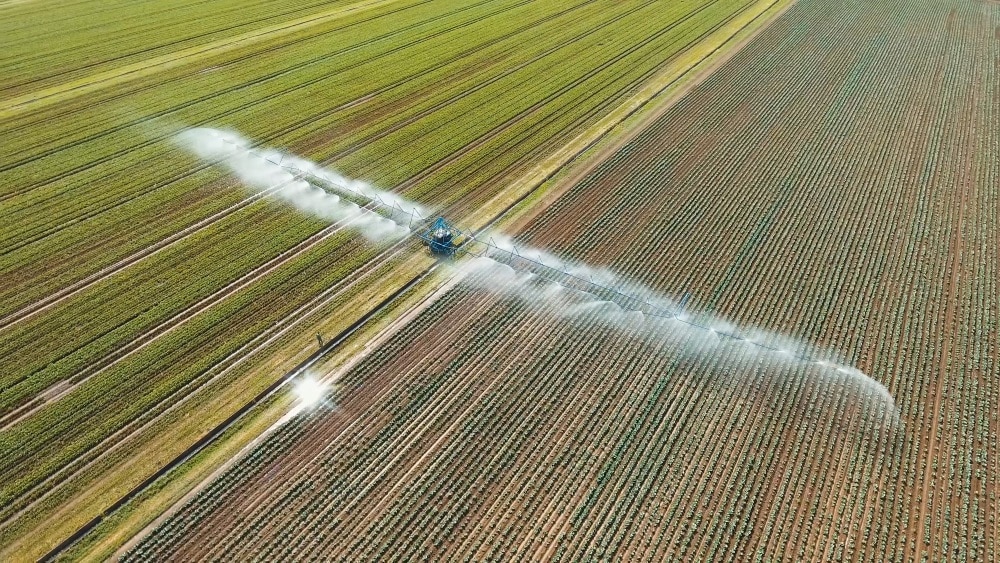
0;0;567;308
519;0;998;559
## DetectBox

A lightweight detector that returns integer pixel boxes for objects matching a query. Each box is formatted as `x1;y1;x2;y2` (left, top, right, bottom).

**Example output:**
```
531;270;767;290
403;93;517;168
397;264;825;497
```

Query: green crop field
0;0;786;558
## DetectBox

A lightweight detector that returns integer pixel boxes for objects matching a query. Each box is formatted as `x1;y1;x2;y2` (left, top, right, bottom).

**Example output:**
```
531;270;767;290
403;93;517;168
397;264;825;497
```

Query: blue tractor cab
423;217;458;256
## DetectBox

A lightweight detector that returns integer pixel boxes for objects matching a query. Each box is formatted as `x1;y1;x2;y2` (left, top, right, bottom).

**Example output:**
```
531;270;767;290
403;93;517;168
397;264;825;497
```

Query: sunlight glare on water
293;376;329;409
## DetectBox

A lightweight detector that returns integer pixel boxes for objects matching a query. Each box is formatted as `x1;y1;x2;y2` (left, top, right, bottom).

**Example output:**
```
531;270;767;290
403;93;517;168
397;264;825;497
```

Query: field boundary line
0;0;408;119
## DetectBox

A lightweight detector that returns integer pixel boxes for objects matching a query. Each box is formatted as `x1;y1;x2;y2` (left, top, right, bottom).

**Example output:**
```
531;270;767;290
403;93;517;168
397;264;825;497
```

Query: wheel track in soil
0;184;279;330
0;204;356;431
1;230;418;529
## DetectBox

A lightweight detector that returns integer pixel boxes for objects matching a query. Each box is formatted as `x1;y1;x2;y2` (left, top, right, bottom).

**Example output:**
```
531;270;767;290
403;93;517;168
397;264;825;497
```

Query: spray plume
174;126;896;421
456;251;898;421
175;127;421;241
292;374;330;410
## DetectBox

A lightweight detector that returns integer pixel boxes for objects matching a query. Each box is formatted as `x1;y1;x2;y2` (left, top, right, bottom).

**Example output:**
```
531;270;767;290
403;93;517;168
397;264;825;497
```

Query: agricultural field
0;0;787;559
125;0;998;560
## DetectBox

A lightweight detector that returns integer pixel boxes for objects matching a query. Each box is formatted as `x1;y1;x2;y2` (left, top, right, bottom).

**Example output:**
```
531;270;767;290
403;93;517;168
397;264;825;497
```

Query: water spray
292;375;330;409
176;128;416;241
175;127;897;418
